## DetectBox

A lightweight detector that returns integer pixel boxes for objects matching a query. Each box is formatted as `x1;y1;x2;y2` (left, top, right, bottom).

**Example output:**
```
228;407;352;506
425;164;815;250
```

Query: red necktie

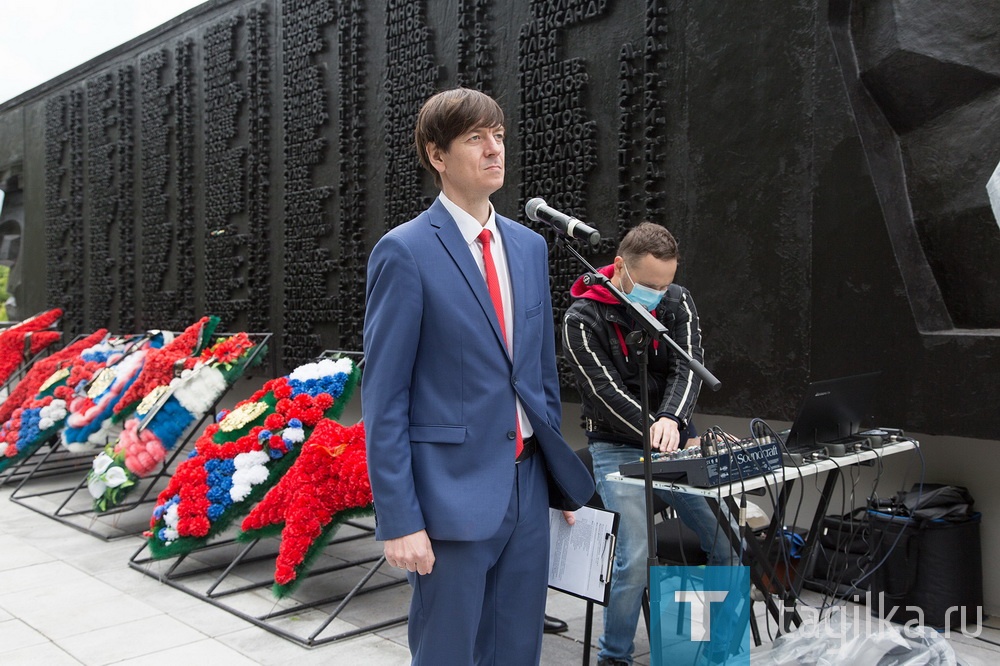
478;229;523;459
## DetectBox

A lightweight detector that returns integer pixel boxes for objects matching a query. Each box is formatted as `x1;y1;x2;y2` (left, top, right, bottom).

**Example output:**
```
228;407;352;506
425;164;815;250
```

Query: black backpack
890;483;975;522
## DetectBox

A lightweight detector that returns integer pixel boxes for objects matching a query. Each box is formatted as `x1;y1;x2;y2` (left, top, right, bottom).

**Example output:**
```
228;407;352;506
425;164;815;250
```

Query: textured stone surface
0;0;996;437
852;0;1000;330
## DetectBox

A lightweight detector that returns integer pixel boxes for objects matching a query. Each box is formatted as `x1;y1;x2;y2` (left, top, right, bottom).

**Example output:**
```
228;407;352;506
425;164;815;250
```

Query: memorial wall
0;0;996;438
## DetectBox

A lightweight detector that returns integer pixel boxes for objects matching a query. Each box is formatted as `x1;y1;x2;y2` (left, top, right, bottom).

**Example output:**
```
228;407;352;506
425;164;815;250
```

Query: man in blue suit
363;88;595;665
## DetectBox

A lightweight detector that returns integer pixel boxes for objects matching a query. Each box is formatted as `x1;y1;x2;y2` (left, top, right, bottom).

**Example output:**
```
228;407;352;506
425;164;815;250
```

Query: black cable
745;420;921;627
832;438;925;599
719;429;744;565
842;446;884;600
719;426;767;571
804;455;846;616
747;422;793;548
736;423;787;609
743;422;784;534
676;426;744;569
836;460;866;604
798;441;909;620
663;483;692;569
738;424;790;627
774;428;809;611
756;437;919;636
746;418;814;630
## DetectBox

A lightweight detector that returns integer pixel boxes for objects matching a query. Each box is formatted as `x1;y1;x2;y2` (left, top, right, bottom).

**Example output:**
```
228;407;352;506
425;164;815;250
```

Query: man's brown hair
617;222;679;263
414;88;505;187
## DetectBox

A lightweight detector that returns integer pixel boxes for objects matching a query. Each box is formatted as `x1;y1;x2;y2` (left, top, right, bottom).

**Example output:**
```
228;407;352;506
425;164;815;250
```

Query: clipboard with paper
547;505;620;605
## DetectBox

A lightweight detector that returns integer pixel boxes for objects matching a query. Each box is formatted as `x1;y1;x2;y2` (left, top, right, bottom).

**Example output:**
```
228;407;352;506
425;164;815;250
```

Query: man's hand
650;417;681;453
385;529;435;575
562;510;576;526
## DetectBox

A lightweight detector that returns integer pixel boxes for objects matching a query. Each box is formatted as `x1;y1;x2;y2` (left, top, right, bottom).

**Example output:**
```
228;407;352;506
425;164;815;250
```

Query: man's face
427;125;505;201
613;253;678;294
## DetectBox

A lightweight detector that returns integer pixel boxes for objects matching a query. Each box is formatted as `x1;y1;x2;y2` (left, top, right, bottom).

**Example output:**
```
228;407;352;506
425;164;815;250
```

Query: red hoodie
569;265;659;358
569;265;619;304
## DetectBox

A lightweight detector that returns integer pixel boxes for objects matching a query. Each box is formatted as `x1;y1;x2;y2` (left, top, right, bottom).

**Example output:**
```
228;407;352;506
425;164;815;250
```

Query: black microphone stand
557;236;721;629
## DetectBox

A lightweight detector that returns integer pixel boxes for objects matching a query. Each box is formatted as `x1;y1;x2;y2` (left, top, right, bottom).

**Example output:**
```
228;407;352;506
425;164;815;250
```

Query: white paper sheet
547;505;618;603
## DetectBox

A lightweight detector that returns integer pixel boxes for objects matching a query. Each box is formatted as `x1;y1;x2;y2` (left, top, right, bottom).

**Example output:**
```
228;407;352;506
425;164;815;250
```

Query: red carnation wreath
240;419;372;597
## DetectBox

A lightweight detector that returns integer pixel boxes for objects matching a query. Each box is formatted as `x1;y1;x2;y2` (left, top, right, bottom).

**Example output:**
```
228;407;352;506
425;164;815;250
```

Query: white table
606;440;918;496
607;439;920;635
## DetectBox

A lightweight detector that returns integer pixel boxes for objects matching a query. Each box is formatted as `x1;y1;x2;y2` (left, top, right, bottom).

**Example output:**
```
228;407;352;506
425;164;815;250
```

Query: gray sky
0;0;206;104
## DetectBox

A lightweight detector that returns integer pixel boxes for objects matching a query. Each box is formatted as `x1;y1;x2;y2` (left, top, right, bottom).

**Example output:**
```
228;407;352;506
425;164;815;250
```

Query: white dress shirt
438;192;533;439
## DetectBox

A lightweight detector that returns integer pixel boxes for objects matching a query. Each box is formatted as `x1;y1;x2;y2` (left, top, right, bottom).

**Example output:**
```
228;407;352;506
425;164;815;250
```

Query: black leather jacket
562;267;704;447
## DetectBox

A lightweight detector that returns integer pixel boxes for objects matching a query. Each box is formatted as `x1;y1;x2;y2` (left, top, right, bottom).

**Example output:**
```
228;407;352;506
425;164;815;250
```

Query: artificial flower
0;331;110;473
88;329;264;513
0;329;108;424
144;358;360;558
61;336;149;451
240;419;372;597
113;317;219;421
93;452;114;475
103;465;129;487
0;308;63;388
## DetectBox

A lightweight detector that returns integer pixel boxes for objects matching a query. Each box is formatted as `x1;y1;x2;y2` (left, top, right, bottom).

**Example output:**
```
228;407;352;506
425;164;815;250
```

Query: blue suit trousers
406;454;549;666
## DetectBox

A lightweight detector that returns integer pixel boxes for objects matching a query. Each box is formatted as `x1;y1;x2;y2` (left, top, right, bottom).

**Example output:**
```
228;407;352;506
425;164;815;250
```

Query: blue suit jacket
363;199;595;542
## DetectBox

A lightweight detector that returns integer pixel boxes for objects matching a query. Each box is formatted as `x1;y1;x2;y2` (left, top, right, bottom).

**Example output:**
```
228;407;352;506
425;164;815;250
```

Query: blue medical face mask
622;262;667;311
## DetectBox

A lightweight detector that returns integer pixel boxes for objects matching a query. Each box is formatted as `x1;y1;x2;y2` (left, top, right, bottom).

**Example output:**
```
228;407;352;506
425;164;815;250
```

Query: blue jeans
590;441;740;664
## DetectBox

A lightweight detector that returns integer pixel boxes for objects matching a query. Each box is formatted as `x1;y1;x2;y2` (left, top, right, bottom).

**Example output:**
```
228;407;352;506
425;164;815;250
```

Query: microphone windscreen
524;197;545;221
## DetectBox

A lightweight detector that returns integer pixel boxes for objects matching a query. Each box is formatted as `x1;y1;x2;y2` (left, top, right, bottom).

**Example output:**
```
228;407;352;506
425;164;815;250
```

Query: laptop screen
783;371;881;450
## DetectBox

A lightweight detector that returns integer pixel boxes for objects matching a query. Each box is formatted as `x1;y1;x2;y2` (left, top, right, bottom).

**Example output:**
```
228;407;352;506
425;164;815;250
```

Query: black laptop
778;371;881;456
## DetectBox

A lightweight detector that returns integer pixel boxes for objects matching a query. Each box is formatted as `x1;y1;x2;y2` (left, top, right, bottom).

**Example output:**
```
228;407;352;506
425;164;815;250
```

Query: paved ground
0;410;996;665
0;466;997;665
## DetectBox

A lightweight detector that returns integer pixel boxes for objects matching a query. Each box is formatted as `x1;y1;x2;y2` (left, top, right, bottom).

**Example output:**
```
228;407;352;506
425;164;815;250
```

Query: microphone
524;198;601;247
